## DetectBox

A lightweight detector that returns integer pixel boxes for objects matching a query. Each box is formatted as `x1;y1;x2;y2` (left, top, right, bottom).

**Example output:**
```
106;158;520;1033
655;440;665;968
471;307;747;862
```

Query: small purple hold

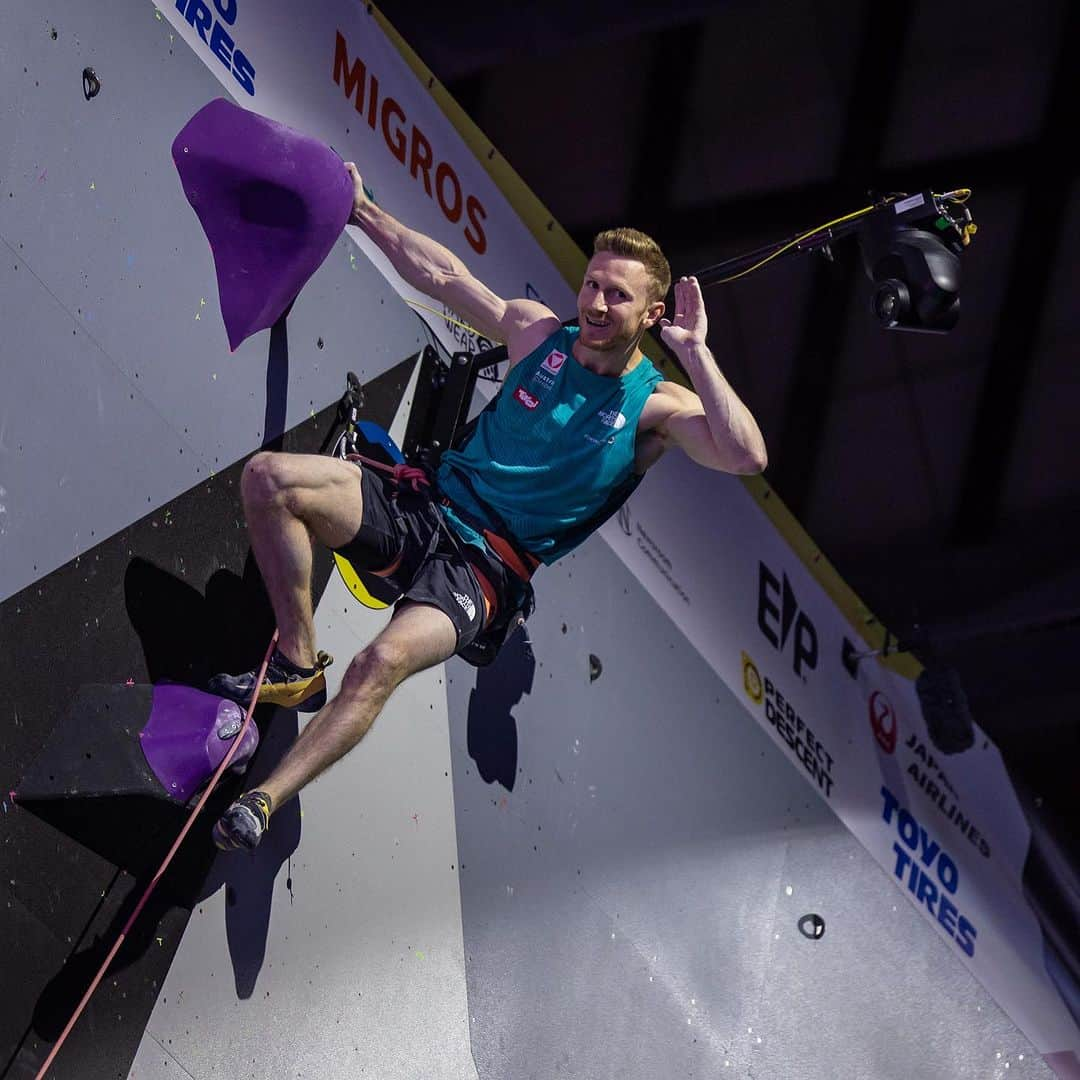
140;684;259;803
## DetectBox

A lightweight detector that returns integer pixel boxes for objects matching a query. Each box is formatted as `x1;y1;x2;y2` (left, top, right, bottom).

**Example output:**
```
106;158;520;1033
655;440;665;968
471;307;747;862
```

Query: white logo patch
541;349;567;375
597;408;627;430
453;591;476;622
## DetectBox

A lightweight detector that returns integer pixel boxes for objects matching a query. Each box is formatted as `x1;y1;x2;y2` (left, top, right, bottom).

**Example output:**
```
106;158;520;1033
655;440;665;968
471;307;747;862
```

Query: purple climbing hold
172;98;354;351
139;684;259;804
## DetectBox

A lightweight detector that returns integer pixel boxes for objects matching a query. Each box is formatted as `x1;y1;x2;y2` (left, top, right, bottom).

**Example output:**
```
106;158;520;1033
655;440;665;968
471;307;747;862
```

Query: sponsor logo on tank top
514;386;541;410
533;348;566;391
583;407;627;445
541;348;567;375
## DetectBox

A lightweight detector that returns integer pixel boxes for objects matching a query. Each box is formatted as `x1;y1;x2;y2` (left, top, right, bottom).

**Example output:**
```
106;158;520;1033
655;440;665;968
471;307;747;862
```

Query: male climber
210;161;767;851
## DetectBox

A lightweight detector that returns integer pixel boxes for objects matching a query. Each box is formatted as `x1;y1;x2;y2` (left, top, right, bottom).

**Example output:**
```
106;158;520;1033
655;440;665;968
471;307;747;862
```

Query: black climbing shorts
332;464;515;657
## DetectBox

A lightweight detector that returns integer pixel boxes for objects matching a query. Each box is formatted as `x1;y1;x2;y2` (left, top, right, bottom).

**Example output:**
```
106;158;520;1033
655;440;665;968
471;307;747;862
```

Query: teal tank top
437;326;663;564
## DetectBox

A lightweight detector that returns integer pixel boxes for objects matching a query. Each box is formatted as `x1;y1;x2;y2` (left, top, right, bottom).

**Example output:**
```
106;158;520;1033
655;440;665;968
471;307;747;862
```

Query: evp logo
757;561;818;679
514;387;540;410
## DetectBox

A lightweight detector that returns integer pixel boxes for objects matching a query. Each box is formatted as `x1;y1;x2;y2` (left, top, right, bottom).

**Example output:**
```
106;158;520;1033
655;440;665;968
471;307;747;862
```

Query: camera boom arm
691;189;976;333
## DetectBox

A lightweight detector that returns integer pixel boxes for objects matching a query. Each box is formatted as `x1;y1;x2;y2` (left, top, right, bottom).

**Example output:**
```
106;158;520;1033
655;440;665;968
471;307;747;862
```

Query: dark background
378;0;1079;837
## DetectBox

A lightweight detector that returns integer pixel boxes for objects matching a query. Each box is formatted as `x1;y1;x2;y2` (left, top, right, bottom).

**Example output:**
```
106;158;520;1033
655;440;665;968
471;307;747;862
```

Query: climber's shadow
466;631;536;793
124;552;276;688
126;553;303;997
30;554;303;1042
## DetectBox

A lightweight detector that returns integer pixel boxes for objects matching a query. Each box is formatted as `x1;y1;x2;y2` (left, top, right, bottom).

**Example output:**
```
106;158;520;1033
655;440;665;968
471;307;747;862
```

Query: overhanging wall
1;1;1075;1078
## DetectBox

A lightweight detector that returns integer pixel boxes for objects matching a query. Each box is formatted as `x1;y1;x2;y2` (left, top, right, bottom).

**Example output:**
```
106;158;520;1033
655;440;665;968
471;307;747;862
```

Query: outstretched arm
344;163;558;358
655;276;768;474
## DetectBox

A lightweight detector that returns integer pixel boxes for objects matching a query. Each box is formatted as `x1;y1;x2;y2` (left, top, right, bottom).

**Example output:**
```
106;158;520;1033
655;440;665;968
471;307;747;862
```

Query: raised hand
659;276;708;354
344;162;371;225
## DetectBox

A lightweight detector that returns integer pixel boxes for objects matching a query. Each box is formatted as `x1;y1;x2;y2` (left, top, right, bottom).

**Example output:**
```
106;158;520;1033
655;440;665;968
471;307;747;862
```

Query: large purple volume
139;684;259;804
172;98;354;351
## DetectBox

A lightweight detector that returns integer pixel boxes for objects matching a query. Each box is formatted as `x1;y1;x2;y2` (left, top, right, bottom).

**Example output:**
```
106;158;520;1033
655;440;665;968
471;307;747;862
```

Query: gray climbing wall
0;1;1060;1077
125;497;1051;1079
444;537;1050;1080
0;0;428;606
125;382;482;1080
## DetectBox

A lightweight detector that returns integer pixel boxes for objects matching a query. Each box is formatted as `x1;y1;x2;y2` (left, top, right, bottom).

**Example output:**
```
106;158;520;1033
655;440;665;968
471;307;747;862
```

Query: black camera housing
693;187;975;335
856;191;967;333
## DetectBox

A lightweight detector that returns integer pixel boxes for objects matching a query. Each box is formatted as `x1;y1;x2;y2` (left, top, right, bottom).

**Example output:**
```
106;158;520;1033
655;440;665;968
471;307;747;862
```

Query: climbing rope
33;632;280;1080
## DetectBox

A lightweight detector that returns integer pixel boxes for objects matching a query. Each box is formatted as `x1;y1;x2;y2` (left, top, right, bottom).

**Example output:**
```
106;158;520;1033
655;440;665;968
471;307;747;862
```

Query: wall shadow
466;630;536;792
262;312;290;452
27;555;305;1041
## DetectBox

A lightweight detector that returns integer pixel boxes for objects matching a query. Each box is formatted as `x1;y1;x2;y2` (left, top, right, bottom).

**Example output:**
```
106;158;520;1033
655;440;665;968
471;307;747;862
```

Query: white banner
599;453;1080;1065
157;0;575;360
157;0;1080;1069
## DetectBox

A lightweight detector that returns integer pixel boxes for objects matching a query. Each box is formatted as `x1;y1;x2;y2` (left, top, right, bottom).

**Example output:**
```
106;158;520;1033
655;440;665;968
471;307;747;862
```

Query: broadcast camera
694;189;977;335
855;190;975;333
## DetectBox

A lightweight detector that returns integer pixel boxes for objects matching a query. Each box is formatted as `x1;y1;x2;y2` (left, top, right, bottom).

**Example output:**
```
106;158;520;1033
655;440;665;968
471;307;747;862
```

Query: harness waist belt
481;529;539;582
438;463;540;582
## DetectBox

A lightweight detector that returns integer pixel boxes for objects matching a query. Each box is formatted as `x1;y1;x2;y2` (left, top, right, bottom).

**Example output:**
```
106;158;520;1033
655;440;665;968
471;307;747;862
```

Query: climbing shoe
213;790;273;852
209;647;333;712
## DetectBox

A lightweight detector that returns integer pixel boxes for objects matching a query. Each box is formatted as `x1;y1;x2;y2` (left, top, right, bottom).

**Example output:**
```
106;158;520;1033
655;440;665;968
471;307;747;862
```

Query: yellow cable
405;297;484;337
406;191;973;308
710;204;878;284
712;189;973;284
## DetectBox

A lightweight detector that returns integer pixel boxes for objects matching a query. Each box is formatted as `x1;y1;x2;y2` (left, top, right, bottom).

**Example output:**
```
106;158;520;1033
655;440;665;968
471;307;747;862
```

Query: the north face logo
598;409;627;430
541;349;566;375
453;591;476;622
515;387;540;410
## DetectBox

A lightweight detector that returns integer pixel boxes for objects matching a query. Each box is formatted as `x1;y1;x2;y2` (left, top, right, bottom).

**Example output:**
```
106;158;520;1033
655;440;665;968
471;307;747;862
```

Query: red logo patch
869;690;898;754
541;349;566;375
515;387;540;410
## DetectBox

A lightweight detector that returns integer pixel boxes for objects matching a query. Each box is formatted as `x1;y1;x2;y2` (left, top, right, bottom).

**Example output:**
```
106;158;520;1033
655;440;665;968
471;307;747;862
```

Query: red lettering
435;161;463;223
409;126;434;197
331;31;489;261
381;97;407;164
333;30;367;114
465;195;488;255
367;74;379;130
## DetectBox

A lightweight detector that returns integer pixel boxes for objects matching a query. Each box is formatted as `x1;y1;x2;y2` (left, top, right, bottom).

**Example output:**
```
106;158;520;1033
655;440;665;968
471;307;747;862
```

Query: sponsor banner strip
600;452;1080;1064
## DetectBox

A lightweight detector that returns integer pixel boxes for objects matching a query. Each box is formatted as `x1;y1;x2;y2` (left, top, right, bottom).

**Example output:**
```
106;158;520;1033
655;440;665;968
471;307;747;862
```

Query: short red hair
592;227;671;304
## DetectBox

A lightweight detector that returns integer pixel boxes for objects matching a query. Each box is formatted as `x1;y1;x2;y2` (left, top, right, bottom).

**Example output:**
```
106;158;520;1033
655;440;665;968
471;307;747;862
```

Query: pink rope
33;631;280;1080
345;452;430;493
